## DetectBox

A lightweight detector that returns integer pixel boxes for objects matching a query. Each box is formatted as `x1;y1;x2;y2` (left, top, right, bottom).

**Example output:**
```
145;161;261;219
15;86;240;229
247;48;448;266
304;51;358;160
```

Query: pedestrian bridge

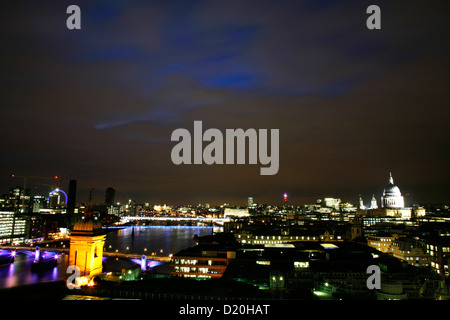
120;216;230;224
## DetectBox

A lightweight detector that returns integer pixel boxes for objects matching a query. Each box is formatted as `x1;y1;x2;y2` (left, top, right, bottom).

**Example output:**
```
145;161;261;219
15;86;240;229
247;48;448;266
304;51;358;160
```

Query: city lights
0;1;448;312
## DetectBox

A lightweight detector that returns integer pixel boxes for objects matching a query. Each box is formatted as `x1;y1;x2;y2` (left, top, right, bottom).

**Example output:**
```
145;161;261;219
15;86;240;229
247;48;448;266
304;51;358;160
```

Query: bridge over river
0;245;172;263
120;216;230;224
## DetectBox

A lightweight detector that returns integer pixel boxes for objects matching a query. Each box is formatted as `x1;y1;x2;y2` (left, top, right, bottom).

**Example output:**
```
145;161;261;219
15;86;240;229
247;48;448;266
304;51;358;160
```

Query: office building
171;245;235;278
389;237;431;268
0;211;27;244
423;236;450;276
105;187;115;206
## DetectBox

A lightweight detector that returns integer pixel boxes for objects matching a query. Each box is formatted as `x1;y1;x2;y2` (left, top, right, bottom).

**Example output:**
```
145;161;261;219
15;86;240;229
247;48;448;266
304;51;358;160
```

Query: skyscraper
105;187;115;206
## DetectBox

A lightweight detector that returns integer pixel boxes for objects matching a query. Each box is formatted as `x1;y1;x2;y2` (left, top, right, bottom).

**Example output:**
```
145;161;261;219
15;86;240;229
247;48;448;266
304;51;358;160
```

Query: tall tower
105;187;115;206
359;195;365;210
351;217;363;240
67;180;77;226
370;194;378;209
69;191;106;276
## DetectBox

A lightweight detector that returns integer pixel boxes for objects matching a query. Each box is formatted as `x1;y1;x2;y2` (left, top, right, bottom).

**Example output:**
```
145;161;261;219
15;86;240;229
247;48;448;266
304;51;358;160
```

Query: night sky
1;0;449;206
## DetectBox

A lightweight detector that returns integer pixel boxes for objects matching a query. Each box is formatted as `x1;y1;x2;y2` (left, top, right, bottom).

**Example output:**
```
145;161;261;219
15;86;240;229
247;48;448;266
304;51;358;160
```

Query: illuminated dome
381;173;405;209
72;217;103;236
383;184;401;197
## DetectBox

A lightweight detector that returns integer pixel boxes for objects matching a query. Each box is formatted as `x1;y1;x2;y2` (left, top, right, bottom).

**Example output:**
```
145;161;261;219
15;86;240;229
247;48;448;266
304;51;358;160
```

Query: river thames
0;225;218;289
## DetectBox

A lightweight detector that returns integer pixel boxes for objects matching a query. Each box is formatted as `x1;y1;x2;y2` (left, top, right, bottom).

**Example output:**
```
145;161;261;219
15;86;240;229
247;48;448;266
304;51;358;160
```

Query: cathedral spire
370;194;378;209
359;194;365;210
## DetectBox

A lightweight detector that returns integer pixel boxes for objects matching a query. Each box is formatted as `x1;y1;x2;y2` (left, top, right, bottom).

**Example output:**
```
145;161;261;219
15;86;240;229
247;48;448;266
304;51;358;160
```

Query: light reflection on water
0;253;70;289
104;225;215;256
0;225;216;289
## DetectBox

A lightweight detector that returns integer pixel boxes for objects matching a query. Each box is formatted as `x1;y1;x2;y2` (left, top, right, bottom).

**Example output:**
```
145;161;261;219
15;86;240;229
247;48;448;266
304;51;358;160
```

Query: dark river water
0;225;218;289
103;225;216;256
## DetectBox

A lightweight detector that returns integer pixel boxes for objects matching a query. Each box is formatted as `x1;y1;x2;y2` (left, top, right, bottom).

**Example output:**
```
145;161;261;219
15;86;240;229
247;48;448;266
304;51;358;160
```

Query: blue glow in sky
0;0;449;205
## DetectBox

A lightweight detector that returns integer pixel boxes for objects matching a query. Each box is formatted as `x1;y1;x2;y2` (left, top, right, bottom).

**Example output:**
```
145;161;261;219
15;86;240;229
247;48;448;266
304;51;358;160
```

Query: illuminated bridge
0;246;172;263
120;216;230;224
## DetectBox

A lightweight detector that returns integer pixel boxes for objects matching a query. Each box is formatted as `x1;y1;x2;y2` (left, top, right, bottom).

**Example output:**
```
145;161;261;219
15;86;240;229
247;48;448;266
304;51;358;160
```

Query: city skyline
1;1;449;206
0;171;441;208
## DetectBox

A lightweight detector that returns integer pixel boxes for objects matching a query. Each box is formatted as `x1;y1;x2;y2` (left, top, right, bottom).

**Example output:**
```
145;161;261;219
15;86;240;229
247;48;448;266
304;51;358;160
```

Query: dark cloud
0;0;449;205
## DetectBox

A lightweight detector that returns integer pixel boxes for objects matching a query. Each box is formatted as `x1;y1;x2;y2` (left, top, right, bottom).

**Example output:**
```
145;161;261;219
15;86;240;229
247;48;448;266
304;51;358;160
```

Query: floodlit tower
247;197;253;208
370;194;378;209
69;190;106;276
359;194;365;210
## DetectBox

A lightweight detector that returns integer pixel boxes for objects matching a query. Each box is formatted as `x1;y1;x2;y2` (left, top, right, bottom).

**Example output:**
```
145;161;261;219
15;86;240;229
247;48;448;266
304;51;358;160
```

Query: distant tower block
69;191;106;277
105;187;115;206
247;197;253;208
283;193;288;203
67;180;77;214
351;218;363;239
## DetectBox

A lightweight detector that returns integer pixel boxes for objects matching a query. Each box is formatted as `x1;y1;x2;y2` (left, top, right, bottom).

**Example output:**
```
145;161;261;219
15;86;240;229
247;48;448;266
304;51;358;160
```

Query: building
381;173;405;209
423;236;450;276
1;187;31;213
358;173;425;219
69;193;106;277
234;228;344;245
375;281;408;300
224;208;249;218
323;198;341;210
0;211;27;244
367;233;399;253
359;195;365;210
105;187;115;206
389;237;431;268
170;245;235;278
370;195;378;210
66;179;77;224
31;195;46;213
103;257;141;281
